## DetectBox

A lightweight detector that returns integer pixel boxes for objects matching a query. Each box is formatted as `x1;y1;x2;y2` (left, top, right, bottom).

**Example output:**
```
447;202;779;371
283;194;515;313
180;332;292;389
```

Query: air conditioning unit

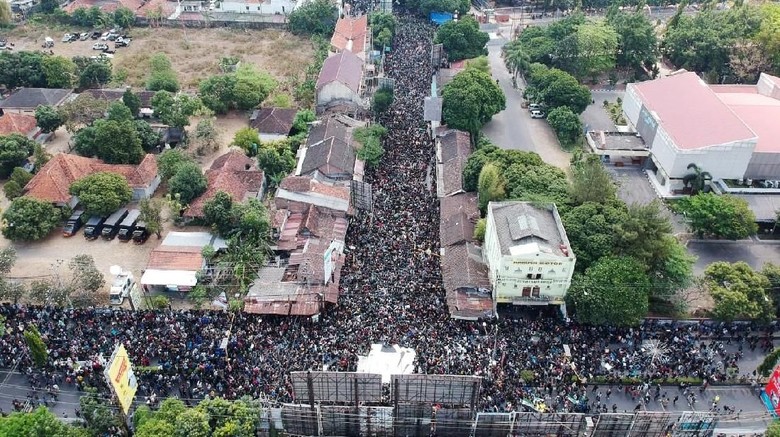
746;178;753;186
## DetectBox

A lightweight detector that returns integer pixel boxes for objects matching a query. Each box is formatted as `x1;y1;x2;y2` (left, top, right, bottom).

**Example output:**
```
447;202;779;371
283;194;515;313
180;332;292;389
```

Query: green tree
135;120;162;151
568;256;651;326
203;191;235;237
0;51;47;89
107;101;133;122
136;419;175;437
175;408;211;437
705;261;774;321
42;55;76;88
675;193;758;239
151;91;201;128
4;167;33;200
79;59;112;89
477;163;506;212
199;74;237;114
288;0;338;37
256;147;295;187
122;89;141;118
546;106;582;146
23;325;48;367
74;119;144;164
503;39;531;79
571;21;619;80
233;64;277;110
442;68;505;138
474;218;486;242
562;201;628;270
69;172;132;216
353;125;387;168
34;105;64;135
157;149;195;181
80;387;120;436
682;163;712;195
607;11;658;72
569;155;616;205
68;254;107;307
168;162;207;204
113;6;135;28
232;127;261;154
465;56;490;74
434;16;489;62
147;53;179;92
525;63;591;114
139;197;164;239
370;12;396;49
372;87;394;114
2;197;59;241
58;93;110;133
767;420;780;437
0;407;87;437
0;133;35;177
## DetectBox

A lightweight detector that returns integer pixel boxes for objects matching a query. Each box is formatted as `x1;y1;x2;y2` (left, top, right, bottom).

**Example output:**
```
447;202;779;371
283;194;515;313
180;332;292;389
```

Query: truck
116;209;141;242
101;208;129;240
109;270;135;305
132;221;149;244
83;215;107;240
62;209;85;237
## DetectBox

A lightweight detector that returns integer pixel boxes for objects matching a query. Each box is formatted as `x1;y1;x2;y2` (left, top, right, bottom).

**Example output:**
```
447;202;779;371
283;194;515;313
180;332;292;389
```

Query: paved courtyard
688;240;780;275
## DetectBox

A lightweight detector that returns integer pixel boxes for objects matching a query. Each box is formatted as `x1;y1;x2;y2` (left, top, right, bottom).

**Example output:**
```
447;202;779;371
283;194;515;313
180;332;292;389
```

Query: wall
217;0;296;15
492;254;575;304
317;82;361;109
622;85;642;128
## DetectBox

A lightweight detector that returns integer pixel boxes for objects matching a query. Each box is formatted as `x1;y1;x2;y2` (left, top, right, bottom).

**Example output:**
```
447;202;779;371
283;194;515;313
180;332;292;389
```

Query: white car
61;33;72;42
530;110;546;119
92;42;108;50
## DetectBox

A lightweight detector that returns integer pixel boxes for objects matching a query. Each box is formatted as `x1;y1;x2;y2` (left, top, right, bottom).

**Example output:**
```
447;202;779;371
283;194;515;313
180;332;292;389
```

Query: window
535;274;542;280
522;287;531;297
532;286;540;297
526;273;533;279
246;5;249;9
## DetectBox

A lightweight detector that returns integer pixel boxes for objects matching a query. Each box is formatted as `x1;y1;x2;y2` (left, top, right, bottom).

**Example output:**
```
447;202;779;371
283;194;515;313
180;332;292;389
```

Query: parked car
115;39;129;48
92;42;108;50
61;33;72;43
530;110;546;119
116;209;140;242
100;32;110;41
62;210;85;237
91;31;102;39
83;216;107;240
42;37;54;48
102;49;116;55
79;32;90;41
528;103;542;111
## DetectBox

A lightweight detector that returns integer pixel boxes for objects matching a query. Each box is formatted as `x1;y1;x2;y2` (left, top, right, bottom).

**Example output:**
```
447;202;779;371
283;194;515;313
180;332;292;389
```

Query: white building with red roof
624;71;780;196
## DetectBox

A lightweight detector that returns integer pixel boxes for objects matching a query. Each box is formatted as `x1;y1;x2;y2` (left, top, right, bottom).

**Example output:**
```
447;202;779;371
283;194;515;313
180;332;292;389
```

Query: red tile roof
0;113;37;136
24;153;158;204
331;15;368;55
147;246;203;271
316;51;363;94
185;151;264;218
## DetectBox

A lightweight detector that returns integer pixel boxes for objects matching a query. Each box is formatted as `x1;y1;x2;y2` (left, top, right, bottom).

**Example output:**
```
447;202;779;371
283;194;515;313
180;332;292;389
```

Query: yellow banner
105;344;137;415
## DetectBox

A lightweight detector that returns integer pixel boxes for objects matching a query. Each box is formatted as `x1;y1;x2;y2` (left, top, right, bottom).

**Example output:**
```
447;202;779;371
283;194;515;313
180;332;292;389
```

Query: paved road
480;35;571;170
582;89;625;132
688;240;780;276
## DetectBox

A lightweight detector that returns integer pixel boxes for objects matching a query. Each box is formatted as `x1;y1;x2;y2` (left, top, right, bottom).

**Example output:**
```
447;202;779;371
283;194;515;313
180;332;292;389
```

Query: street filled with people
0;16;774;421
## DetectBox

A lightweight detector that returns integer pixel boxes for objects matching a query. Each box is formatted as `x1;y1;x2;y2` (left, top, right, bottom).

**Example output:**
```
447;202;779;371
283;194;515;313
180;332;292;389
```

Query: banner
762;365;780;417
104;344;138;415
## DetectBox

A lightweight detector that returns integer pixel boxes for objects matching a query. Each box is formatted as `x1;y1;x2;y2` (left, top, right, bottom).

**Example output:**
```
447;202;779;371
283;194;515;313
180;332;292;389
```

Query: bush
151;295;170;309
3;180;22;200
372;88;393;114
474;218;486;242
758;348;780;377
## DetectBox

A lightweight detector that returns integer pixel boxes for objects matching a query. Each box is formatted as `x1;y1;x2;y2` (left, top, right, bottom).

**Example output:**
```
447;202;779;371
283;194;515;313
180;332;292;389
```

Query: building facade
483;201;575;306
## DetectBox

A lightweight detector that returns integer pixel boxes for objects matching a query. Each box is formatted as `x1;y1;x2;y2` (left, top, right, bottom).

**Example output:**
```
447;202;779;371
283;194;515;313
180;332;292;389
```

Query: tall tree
477;163;506;212
69;172;133;216
74;119;144;164
34;105;64;135
139;198;164;239
434;16;489;62
42;55;77;88
675;193;758;239
58;93;110;133
546;106;582;146
151;91;201;128
705;261;774;321
2;197;60;241
122;89;141;117
568;256;651;326
569;155;616;205
287;0;338;37
23;325;48;367
168;162;207;204
0;51;46;89
146;53;179;92
562;201;628;271
442;68;505;138
68;255;107;307
607;11;658;72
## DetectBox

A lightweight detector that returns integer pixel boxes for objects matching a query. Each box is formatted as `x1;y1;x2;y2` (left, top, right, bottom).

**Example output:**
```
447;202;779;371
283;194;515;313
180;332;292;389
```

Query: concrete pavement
480;34;572;171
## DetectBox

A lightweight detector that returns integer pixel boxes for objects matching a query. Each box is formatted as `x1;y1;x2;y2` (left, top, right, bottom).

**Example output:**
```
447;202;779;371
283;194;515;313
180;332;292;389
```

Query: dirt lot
0;25;315;90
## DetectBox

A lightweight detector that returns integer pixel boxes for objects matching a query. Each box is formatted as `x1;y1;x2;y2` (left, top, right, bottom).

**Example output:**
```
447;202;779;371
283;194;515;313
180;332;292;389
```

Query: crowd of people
0;15;774;423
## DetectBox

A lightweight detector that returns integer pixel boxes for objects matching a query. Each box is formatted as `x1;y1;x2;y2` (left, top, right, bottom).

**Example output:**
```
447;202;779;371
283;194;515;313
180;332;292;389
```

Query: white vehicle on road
109;266;135;306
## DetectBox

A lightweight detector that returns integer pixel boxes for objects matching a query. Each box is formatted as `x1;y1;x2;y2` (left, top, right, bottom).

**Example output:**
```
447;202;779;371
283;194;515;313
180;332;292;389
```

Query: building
275;174;351;216
0;112;39;138
24;153;160;208
64;0;177;18
297;114;366;181
316;51;365;115
184;150;265;219
623;71;780;196
0;88;72;115
436;129;472;197
216;0;297;15
81;89;157;117
482;201;575;308
249;107;297;142
331;15;370;59
141;231;227;293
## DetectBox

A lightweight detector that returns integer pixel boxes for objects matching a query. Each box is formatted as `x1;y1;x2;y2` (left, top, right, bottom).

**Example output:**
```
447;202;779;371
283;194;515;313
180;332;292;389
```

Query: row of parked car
63;208;149;243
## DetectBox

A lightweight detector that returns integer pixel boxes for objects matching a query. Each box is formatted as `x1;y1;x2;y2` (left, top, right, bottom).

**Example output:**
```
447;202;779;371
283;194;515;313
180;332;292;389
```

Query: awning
141;269;198;287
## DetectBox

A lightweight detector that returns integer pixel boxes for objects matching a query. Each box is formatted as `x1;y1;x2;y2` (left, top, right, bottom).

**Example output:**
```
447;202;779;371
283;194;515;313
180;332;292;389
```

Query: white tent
356;344;416;384
140;269;198;287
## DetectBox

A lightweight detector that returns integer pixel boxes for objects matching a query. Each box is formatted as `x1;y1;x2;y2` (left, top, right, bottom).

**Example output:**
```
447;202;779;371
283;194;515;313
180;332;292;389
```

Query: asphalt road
688;240;780;276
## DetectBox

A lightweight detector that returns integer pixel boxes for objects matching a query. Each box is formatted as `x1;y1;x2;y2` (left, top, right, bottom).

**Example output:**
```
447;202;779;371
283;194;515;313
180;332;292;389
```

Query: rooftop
24;153;158;204
185;150;264;218
300;117;357;177
249;107;297;136
439;193;479;247
161;231;227;250
437;129;472;197
0;112;37;136
630;72;755;150
277;175;351;213
331;15;368;55
733;194;780;222
586;131;647;151
487;201;572;258
440;243;492;319
316;51;364;94
147;245;203;271
0;88;72;110
712;75;780;154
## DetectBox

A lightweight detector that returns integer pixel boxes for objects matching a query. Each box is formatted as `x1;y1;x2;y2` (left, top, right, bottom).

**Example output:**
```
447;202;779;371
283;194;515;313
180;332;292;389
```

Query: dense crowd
0;16;774;421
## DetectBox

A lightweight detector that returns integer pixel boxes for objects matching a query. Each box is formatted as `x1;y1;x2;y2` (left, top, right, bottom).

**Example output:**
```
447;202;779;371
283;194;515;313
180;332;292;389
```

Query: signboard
763;365;780;417
103;344;138;415
323;240;344;284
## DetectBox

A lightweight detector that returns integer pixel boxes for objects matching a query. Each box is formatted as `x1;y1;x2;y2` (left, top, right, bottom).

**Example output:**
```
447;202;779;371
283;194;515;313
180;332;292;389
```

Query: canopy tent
140;269;198;287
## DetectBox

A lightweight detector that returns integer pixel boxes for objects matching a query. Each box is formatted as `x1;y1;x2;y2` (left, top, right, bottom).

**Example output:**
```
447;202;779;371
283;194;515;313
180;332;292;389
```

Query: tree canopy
546;106;582;147
568;256;651;326
146;53;180;92
2;197;60;241
353;125;387;168
0;407;87;437
73;119;144;164
704;261;774;322
0;133;36;177
288;0;338;37
151;91;201;128
168;162;207;204
69;172;133;217
434;16;489;62
524;63;591;114
35;105;64;134
442;68;505;138
674;193;758;239
199;65;278;113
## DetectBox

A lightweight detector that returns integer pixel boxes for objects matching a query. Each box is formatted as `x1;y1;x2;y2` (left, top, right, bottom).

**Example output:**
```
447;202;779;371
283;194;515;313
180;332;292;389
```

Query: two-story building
483;201;575;308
